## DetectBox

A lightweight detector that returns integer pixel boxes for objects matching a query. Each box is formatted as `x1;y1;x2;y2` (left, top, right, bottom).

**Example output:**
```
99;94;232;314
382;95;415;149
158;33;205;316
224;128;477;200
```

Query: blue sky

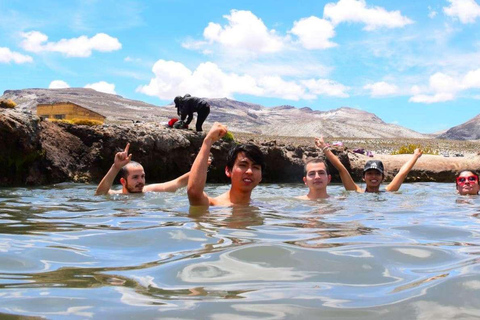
2;0;480;133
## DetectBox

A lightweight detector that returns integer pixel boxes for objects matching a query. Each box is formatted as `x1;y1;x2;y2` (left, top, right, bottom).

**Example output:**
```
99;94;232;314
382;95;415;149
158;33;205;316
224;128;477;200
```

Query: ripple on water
0;182;479;319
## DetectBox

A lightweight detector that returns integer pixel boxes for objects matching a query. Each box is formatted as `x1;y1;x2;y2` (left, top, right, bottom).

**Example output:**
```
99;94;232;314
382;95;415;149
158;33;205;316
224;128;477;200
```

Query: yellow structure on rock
37;102;106;123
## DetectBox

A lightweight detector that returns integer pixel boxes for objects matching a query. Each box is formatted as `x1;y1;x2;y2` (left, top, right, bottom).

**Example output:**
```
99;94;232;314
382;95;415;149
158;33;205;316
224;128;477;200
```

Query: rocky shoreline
1;108;479;187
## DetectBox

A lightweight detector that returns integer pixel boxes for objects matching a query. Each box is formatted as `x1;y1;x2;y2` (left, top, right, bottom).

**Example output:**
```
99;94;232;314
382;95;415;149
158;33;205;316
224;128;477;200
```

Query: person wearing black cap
315;137;423;193
174;94;210;132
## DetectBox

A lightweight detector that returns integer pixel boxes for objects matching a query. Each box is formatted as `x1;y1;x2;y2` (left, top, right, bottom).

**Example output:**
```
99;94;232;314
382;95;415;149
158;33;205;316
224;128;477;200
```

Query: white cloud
428;6;438;18
258;76;309;100
409;69;480;103
49;80;70;89
464;68;480;87
444;0;480;23
194;10;285;54
364;81;399;97
301;79;350;98
409;93;455;103
429;72;460;93
137;59;349;101
289;16;337;50
20;31;121;57
0;47;33;64
84;81;116;94
324;0;414;30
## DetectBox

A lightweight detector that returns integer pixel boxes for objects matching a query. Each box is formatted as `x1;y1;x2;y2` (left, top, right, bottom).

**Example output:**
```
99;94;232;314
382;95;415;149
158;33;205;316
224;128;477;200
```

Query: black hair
174;96;182;105
303;158;329;176
119;161;142;180
226;144;265;172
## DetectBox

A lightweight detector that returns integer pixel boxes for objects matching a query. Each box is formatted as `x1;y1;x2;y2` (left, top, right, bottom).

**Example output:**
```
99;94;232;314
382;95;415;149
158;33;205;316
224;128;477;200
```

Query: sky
1;0;480;134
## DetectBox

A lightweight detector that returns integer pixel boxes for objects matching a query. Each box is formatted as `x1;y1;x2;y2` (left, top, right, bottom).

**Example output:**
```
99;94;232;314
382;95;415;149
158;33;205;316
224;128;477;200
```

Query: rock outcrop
1;109;478;187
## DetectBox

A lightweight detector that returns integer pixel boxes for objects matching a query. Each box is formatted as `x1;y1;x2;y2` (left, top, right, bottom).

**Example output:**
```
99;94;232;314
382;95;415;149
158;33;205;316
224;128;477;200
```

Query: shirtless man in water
315;137;422;193
297;159;332;200
95;143;190;195
187;122;265;207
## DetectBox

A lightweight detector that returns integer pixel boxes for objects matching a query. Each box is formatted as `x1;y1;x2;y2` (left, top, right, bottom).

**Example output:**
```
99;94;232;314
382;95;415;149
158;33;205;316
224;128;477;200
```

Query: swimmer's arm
316;137;361;192
144;171;190;192
95;143;132;195
386;148;423;192
95;165;120;195
188;123;227;206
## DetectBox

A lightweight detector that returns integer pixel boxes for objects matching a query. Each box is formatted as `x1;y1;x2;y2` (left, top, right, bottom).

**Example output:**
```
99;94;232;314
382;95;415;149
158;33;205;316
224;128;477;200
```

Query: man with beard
95;143;190;195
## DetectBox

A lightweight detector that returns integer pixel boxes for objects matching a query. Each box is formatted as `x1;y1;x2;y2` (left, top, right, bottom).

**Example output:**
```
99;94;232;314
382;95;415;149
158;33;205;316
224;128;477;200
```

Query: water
1;183;480;319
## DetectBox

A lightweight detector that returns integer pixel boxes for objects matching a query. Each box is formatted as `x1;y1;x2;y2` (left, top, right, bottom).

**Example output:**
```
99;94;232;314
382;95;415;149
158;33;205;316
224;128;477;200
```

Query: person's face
303;162;331;191
456;171;480;195
363;169;383;187
225;152;262;191
122;165;146;193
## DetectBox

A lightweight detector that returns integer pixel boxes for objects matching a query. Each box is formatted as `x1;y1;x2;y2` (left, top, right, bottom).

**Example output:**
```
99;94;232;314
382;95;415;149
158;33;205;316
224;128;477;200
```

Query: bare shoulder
210;193;233;206
143;184;165;192
296;195;309;200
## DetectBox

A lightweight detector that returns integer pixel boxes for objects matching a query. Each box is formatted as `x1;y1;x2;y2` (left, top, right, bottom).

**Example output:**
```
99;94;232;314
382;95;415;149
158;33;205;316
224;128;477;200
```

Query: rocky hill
437;114;480;140
2;88;428;139
1;107;478;187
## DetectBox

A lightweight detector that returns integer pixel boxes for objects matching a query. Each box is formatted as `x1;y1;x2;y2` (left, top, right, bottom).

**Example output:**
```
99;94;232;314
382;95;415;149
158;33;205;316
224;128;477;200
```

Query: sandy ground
233;133;480;157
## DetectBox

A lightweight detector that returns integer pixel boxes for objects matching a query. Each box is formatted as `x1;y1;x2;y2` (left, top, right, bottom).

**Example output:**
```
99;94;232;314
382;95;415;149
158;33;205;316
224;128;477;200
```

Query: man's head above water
362;160;386;192
95;143;192;196
119;161;145;193
456;170;480;196
296;158;332;200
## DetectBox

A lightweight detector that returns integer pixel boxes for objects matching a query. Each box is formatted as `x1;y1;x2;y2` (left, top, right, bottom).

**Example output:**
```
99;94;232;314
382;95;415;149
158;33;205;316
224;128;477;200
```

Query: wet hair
304;158;329;176
119;161;143;180
226;144;265;172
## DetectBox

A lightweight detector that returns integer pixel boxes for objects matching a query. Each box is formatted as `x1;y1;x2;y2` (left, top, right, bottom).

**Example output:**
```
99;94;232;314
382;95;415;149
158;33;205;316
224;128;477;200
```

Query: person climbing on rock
174;94;211;132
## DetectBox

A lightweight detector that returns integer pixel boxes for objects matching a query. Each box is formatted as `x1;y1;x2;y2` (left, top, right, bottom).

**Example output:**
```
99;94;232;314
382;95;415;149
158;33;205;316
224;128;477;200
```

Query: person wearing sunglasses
456;171;480;196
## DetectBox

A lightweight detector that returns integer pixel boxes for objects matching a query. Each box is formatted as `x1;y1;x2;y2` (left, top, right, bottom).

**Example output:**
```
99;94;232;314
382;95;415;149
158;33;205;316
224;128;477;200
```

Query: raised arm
386;148;423;192
144;171;190;192
95;143;132;195
315;137;361;192
187;122;227;206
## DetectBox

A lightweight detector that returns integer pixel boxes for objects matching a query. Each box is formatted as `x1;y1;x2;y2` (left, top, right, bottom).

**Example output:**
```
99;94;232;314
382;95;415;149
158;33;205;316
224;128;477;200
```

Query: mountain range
1;88;479;140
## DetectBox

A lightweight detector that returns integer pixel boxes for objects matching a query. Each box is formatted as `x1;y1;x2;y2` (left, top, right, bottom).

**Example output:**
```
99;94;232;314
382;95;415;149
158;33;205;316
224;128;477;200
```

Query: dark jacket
176;97;210;125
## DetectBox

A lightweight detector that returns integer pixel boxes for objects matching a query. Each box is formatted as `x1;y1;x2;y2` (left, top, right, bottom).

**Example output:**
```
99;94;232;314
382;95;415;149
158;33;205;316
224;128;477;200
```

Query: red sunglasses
456;175;478;185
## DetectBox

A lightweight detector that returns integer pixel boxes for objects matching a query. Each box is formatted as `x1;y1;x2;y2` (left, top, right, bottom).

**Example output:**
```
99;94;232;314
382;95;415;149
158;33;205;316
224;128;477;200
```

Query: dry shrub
0;99;17;109
391;143;438;155
50;118;102;126
50;119;74;124
70;118;103;126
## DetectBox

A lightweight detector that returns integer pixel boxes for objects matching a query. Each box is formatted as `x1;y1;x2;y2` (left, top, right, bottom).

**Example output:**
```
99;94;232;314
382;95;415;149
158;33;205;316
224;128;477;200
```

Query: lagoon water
1;183;480;319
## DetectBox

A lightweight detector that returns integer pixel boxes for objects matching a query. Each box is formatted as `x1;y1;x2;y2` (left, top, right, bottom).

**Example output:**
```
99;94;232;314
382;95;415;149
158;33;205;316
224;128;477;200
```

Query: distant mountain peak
1;88;428;139
437;113;480;140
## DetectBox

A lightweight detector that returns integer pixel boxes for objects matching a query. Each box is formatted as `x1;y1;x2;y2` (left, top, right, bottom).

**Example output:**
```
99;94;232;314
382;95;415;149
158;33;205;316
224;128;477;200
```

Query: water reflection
0;183;479;319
